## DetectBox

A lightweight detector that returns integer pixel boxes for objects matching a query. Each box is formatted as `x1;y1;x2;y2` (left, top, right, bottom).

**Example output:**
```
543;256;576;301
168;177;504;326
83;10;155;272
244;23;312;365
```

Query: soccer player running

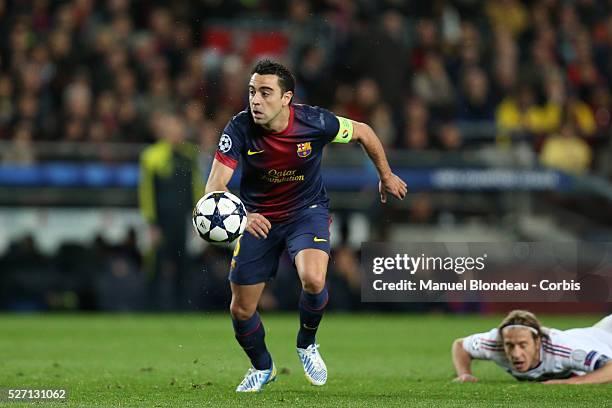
205;60;407;392
452;310;612;384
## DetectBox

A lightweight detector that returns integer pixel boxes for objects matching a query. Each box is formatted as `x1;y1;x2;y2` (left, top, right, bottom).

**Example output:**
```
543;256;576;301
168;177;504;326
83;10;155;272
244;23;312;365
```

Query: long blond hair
498;310;548;340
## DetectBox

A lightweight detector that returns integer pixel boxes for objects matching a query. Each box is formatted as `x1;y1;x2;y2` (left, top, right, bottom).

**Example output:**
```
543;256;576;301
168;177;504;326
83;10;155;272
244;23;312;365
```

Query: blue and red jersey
215;104;353;222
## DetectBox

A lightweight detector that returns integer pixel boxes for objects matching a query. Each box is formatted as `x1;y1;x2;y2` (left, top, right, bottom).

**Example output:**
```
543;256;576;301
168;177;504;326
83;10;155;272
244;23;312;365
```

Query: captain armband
331;116;354;143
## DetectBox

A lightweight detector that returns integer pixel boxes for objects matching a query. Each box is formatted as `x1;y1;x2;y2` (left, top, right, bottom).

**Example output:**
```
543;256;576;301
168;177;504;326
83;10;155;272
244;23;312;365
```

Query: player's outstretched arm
205;159;234;193
452;338;479;382
544;361;612;385
350;120;407;203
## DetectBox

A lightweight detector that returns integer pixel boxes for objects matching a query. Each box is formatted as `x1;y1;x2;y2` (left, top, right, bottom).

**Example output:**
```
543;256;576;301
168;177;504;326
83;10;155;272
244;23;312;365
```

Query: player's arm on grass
452;338;478;382
205;159;271;239
349;120;407;203
544;359;612;384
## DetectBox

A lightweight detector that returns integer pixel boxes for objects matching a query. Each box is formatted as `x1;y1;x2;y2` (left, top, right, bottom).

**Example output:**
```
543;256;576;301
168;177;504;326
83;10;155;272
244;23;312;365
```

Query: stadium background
1;1;612;406
2;0;611;315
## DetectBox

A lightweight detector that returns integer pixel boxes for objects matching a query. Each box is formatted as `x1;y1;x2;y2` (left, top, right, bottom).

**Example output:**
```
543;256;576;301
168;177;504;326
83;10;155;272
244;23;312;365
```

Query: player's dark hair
498;310;548;341
251;59;295;95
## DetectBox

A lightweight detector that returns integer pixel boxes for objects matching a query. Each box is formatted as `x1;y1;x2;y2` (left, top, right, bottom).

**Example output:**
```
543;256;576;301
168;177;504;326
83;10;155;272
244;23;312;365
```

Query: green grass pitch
1;313;610;407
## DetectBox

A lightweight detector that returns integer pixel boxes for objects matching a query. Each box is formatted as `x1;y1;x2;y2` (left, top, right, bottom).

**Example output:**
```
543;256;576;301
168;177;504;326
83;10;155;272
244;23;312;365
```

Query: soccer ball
192;191;247;243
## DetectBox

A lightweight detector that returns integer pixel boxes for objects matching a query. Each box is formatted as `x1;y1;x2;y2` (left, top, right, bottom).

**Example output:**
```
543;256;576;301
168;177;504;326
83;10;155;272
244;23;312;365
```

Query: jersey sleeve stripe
542;344;571;354
542;340;572;351
215;151;238;169
543;350;571;358
585;351;598;366
543;347;571;358
480;345;504;351
544;347;571;355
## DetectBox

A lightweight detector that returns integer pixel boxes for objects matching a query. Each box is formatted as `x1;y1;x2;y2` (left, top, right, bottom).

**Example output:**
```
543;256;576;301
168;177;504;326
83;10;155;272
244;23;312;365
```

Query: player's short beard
261;106;282;128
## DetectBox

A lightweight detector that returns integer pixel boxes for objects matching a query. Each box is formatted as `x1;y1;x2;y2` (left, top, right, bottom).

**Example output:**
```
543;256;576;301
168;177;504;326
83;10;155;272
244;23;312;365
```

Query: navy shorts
228;204;331;285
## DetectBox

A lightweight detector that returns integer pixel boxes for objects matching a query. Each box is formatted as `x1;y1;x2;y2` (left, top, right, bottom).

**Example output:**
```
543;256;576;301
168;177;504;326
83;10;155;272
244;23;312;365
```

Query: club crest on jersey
296;142;312;158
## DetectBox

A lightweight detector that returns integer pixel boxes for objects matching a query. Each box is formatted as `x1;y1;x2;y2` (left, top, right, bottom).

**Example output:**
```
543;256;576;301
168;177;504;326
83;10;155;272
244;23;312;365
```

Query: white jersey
463;326;612;381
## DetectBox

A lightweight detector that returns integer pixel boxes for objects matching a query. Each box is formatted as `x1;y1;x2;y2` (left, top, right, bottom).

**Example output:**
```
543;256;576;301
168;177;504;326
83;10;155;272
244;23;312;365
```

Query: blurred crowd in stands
1;230;403;312
0;0;611;176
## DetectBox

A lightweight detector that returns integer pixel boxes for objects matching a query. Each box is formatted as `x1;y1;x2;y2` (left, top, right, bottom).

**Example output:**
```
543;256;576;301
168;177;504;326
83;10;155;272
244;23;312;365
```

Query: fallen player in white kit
452;310;612;384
